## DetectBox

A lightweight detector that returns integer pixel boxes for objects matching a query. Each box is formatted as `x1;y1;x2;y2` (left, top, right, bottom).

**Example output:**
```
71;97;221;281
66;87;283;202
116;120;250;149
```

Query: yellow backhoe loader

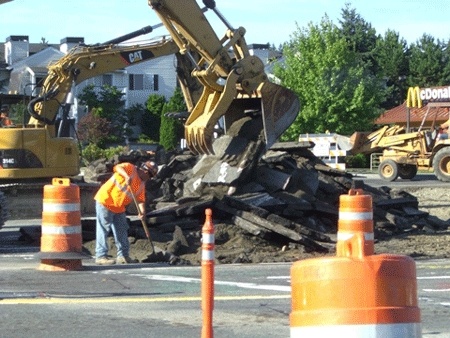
344;102;450;182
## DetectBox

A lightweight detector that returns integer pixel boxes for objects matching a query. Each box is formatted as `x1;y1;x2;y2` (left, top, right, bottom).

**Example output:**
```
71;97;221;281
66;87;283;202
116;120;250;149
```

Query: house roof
375;102;450;125
376;86;450;126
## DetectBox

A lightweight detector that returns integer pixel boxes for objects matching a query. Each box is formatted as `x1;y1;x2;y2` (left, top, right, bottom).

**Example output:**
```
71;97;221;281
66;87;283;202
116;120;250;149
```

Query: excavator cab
149;0;300;154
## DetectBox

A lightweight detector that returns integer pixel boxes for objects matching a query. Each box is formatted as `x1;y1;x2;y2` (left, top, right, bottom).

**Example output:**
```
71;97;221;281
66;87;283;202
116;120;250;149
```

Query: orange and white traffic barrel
337;188;374;258
37;178;87;271
290;190;421;337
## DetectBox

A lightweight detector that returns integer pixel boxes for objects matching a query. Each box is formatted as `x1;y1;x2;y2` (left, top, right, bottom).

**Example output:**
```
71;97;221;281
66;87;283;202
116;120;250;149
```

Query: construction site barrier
290;190;421;337
298;133;347;170
201;208;214;338
37;178;86;271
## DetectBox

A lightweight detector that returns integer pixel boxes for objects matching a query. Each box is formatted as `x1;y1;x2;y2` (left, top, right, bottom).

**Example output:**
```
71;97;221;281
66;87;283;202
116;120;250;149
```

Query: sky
1;0;450;47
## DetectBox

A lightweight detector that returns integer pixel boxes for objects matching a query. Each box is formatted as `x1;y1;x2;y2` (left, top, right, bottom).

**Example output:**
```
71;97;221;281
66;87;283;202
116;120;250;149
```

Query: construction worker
0;105;13;127
94;160;158;265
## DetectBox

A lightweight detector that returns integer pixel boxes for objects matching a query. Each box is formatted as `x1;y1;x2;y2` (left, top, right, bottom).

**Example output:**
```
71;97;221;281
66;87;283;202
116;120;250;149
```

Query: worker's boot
116;256;138;264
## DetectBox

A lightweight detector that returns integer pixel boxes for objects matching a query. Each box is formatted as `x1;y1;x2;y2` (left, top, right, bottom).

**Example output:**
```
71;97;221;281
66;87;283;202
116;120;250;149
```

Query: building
376;86;450;130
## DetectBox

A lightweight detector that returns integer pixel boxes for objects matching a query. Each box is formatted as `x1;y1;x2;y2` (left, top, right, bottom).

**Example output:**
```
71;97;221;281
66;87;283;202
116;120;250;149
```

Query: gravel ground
374;187;450;260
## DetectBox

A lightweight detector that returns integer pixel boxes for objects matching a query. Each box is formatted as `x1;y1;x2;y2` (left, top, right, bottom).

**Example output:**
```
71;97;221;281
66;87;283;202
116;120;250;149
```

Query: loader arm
348;125;408;154
149;0;300;154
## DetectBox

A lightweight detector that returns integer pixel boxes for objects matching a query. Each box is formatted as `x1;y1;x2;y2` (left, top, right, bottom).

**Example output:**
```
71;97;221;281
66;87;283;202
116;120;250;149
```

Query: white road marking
100;271;291;292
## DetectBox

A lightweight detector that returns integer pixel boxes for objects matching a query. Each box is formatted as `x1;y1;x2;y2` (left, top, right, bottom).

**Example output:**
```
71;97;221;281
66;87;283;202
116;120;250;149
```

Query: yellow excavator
1;0;299;180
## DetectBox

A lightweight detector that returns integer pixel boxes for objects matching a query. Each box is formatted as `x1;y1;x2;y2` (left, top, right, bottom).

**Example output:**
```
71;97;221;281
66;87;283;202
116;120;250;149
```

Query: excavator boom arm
149;0;300;154
28;37;179;128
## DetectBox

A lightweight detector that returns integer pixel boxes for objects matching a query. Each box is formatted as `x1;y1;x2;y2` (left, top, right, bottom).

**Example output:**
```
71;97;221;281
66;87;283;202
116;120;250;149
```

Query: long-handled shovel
128;186;155;253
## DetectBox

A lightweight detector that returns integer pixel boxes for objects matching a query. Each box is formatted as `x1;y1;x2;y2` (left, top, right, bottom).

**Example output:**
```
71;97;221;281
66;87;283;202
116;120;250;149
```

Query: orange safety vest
94;162;146;213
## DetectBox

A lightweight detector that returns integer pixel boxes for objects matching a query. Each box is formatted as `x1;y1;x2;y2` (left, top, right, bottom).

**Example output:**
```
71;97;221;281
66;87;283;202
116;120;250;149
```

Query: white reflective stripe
291;322;421;337
202;233;214;244
339;211;372;221
43;203;80;212
337;231;374;241
41;225;81;235
202;250;214;261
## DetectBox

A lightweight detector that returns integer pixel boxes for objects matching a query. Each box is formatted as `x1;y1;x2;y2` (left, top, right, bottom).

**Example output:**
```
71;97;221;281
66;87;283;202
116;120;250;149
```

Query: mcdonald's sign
406;86;450;108
406;86;422;108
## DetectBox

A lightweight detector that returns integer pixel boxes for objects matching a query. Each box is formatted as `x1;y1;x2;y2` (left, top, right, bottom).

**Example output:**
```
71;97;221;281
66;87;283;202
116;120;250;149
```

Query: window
153;74;159;91
129;74;144;90
102;74;112;86
129;74;159;91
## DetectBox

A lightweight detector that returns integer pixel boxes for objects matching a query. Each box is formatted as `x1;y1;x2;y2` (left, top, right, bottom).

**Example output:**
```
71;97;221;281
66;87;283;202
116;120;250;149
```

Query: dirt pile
80;136;450;264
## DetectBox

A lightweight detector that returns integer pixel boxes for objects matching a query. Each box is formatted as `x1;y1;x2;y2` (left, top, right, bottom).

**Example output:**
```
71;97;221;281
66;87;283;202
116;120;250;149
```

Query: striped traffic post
37;178;87;271
336;188;374;258
201;208;214;338
290;189;422;337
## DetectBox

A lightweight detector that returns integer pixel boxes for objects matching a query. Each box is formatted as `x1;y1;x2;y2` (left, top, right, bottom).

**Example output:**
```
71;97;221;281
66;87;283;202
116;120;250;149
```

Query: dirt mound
80;129;450;265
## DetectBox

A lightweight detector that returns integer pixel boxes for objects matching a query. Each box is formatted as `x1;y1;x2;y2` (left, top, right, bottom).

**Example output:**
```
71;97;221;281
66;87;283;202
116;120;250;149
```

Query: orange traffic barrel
37;178;87;271
290;190;421;337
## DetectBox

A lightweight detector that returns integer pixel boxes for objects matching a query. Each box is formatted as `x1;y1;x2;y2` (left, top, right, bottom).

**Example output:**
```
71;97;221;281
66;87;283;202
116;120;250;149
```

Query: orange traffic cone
37;178;88;271
290;189;421;337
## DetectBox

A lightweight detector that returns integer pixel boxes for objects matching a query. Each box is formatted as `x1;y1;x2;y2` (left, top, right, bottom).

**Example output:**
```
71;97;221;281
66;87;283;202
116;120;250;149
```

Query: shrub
345;153;368;168
81;144;127;165
81;143;104;164
77;111;111;147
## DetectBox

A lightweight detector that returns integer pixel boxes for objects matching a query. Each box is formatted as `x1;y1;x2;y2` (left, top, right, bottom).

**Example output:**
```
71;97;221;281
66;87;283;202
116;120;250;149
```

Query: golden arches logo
406;86;422;108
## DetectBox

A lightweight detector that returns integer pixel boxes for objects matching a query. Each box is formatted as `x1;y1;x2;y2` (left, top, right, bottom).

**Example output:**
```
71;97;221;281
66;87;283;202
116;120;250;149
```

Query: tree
339;3;379;74
374;30;410;108
77;108;112;146
159;88;186;151
124;103;146;142
275;16;384;139
408;34;447;87
143;94;166;141
8;102;27;125
78;84;126;141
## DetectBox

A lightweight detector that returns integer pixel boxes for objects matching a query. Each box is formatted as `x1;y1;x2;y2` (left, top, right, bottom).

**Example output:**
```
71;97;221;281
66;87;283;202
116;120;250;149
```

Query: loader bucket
335;134;354;152
346;131;374;154
184;80;300;155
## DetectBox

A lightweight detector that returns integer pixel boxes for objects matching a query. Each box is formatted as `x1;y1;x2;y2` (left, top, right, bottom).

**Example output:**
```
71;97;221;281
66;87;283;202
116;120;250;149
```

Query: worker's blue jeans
95;201;130;259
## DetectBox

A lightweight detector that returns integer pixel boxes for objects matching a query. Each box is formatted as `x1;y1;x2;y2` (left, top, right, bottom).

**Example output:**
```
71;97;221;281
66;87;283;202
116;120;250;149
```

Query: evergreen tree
159;88;186;151
408;34;447;87
374;29;410;108
143;94;166;141
338;3;379;74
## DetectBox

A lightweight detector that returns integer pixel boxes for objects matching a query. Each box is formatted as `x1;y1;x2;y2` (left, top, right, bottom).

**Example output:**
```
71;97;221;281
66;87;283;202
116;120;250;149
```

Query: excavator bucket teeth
260;81;300;149
185;125;214;155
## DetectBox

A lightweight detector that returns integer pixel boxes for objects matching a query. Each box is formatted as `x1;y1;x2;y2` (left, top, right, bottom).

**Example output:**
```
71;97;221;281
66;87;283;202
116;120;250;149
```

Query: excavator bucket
259;81;300;149
184;81;300;155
